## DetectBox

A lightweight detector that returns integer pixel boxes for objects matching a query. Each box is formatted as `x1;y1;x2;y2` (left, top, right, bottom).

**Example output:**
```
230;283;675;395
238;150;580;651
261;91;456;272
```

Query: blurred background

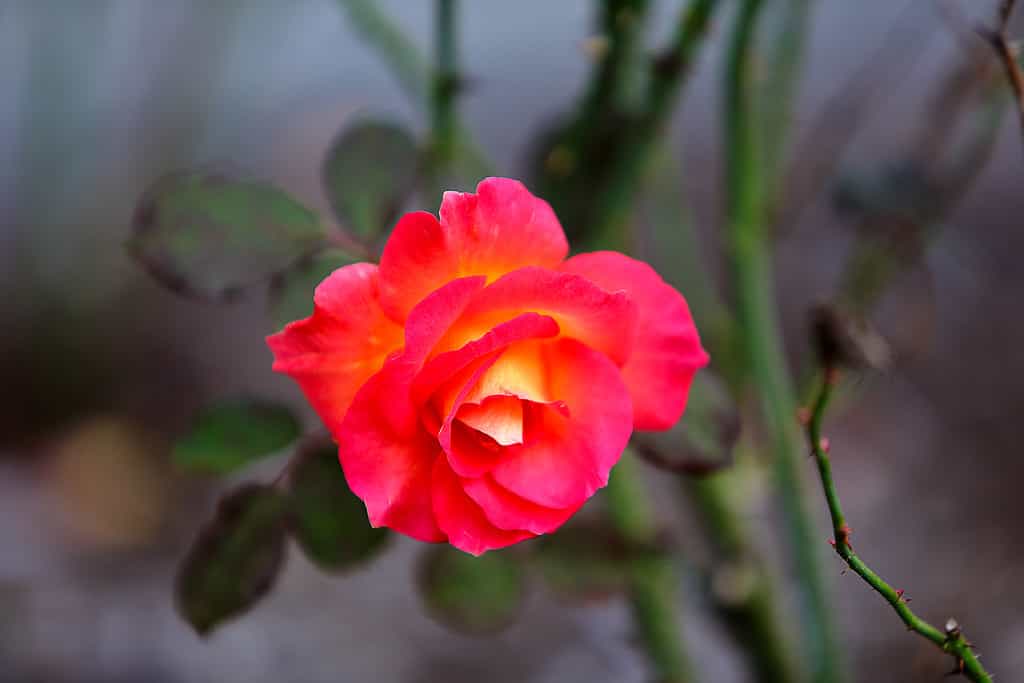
2;1;1022;681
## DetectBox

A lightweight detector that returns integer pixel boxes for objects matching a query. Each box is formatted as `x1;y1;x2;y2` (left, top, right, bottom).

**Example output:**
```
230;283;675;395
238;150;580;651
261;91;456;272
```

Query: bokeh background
2;1;1022;681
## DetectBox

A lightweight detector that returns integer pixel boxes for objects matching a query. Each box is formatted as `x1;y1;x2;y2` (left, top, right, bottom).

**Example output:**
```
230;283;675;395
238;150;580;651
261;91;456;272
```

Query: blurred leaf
285;445;389;571
269;248;358;329
175;485;288;636
128;171;325;301
631;371;740;476
533;522;631;603
323;120;418;240
174;400;301;475
417;546;525;634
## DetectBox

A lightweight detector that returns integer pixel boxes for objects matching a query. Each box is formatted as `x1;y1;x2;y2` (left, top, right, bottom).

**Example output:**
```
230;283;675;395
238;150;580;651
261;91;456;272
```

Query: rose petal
435;350;507;478
337;361;445;542
490;339;633;509
461;340;554;405
561;251;709;430
267;263;403;436
336;276;489;543
444;420;506;478
431;457;534;556
413;312;560;406
458;396;524;446
461;475;581;535
439;267;637;365
378;178;568;321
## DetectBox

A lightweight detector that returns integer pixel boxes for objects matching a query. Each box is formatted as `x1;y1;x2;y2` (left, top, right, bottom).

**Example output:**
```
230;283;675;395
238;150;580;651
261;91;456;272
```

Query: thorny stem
805;370;993;683
606;452;694;683
587;0;720;251
723;1;845;681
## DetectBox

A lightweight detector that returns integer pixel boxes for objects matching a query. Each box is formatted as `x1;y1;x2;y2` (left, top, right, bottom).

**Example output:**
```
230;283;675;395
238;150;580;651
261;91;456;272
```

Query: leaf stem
723;1;845;681
606;452;693;683
805;370;993;682
335;0;428;107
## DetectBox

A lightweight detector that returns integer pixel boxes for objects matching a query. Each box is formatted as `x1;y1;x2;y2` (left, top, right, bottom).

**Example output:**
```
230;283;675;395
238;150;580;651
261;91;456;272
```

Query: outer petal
378;178;568;321
439;267;637;365
431;458;534;556
336;361;444;542
490;338;634;509
461;475;581;535
561;252;709;430
267;263;403;436
336;276;487;542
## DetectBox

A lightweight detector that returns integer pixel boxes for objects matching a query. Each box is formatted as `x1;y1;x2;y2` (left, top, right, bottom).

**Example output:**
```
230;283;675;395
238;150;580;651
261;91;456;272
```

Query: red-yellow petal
490;339;633;509
431;457;534;556
439;267;637;365
336;276;488;543
267;263;403;436
378;178;568;321
458;396;524;446
561;252;709;430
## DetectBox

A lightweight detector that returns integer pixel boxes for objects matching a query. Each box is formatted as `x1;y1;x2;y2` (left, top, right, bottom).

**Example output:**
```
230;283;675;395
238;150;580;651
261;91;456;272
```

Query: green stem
806;372;993;683
758;0;813;206
580;0;652;121
337;0;493;184
723;2;844;681
586;0;720;251
606;452;693;683
431;0;457;164
687;475;799;683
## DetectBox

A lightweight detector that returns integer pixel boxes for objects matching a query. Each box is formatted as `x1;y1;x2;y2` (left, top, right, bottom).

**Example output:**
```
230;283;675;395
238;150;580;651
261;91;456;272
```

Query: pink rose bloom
269;178;708;555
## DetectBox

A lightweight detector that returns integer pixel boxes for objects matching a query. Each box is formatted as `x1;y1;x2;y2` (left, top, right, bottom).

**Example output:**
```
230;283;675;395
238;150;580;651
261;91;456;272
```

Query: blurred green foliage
286;445;390;571
128;171;326;301
418;546;526;634
175;485;289;636
173;400;301;475
323;119;419;243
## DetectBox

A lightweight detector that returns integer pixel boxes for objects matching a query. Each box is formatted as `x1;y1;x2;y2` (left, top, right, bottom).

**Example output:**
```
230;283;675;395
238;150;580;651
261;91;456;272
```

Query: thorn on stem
819;436;831;453
836;524;852;549
944;658;966;677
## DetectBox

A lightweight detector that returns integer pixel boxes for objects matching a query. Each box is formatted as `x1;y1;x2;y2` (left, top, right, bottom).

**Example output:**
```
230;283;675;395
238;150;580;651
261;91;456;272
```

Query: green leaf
268;248;357;330
128;171;325;301
322;120;419;240
175;485;288;636
417;546;525;635
285;445;389;571
174;400;301;475
630;371;740;476
533;522;632;603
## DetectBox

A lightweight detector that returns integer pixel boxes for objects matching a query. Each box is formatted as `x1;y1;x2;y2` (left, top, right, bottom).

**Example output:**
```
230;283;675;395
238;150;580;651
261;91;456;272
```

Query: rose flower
268;178;708;555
